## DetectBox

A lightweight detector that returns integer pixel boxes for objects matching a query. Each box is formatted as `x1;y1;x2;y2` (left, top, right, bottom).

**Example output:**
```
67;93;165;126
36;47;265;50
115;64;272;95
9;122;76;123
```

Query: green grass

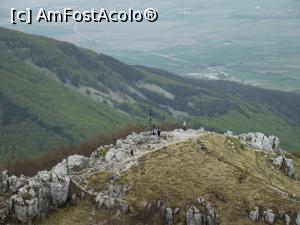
1;27;300;162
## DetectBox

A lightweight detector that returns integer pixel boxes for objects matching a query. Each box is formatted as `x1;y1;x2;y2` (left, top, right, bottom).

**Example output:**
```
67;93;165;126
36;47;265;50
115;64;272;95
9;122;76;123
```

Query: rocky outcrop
284;214;291;225
95;184;128;213
152;197;219;225
104;132;161;166
249;208;300;225
0;129;206;224
296;213;300;225
185;197;219;225
273;156;297;178
165;207;173;225
0;197;10;224
249;207;259;222
0;170;9;193
0;169;70;224
3;128;299;225
9;171;70;223
186;205;219;225
239;132;280;153
263;209;275;224
51;155;89;176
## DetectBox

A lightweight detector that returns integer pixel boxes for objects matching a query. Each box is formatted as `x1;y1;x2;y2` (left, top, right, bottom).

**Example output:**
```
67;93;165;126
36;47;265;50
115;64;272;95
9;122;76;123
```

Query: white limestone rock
273;156;297;178
105;148;130;165
186;206;202;225
120;200;129;213
206;204;219;225
174;207;180;215
51;161;68;176
0;170;9;193
264;209;275;224
7;171;70;224
95;185;127;211
249;207;259;222
284;214;291;225
165;208;173;225
225;130;234;136
296;213;300;225
67;155;89;170
285;158;296;178
50;174;70;205
239;132;280;153
273;156;284;168
51;155;89;176
95;193;105;208
0;198;10;224
104;198;115;209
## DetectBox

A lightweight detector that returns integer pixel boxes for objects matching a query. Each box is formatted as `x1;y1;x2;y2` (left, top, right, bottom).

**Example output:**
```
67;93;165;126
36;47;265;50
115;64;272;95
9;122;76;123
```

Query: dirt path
69;130;206;198
120;130;205;173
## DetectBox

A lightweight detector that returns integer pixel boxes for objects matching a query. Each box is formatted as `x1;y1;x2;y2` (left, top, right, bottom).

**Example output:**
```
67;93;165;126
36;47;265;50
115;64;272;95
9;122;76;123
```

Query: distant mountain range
1;27;300;160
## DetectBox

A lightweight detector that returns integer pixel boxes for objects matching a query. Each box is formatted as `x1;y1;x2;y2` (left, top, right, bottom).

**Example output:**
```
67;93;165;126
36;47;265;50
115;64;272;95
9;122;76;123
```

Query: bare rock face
273;156;297;178
187;206;203;225
1;170;70;224
284;214;291;225
165;207;173;225
50;175;70;205
154;198;217;225
249;208;300;225
104;131;171;167
51;155;89;176
273;156;284;168
263;209;275;224
95;184;128;211
8;175;27;193
249;207;259;222
186;204;219;225
239;132;280;153
285;159;296;178
0;170;9;193
105;148;129;165
296;213;300;225
0;197;10;224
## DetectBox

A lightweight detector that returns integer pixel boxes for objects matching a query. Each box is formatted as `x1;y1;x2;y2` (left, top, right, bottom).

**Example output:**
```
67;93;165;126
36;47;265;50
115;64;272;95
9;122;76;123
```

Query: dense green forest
1;27;300;161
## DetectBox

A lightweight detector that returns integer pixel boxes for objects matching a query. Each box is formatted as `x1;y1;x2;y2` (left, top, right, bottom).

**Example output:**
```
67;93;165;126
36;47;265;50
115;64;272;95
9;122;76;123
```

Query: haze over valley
1;0;300;92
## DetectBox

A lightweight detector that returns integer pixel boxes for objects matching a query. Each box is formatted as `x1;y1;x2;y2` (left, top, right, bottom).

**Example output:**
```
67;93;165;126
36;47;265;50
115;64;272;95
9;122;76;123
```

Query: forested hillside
1;27;300;161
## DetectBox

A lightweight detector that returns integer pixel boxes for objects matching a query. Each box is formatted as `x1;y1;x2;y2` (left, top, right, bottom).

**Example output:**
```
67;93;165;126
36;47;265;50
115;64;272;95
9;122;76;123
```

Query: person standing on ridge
183;121;187;131
157;128;161;137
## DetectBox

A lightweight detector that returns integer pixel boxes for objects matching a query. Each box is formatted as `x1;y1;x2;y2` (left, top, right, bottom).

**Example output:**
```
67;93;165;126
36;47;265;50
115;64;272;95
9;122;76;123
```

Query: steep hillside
1;27;300;161
1;130;299;225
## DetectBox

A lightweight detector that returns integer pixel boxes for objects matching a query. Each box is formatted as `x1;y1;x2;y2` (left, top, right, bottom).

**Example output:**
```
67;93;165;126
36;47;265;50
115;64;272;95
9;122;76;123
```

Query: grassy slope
0;48;128;160
1;27;300;161
36;133;300;225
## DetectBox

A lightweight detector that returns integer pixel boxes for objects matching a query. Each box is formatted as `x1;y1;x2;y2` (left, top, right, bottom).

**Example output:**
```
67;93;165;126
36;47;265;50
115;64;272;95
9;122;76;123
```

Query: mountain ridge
1;26;300;161
0;129;299;225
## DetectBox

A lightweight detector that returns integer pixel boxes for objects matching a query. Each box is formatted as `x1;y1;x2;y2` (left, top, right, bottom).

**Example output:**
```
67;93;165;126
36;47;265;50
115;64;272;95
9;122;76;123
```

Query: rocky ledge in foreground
0;128;299;224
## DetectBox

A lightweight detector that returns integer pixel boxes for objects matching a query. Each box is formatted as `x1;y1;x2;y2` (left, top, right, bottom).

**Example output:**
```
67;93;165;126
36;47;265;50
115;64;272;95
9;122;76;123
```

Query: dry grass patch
87;171;112;192
37;199;93;225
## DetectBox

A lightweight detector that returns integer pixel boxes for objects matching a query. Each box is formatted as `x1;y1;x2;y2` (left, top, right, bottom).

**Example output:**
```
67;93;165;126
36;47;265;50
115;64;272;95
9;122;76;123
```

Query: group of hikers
152;125;161;136
130;121;187;157
152;121;187;137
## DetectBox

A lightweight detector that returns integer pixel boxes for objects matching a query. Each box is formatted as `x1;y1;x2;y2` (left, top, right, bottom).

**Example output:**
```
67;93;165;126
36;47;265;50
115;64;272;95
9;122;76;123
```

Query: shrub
1;123;144;176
